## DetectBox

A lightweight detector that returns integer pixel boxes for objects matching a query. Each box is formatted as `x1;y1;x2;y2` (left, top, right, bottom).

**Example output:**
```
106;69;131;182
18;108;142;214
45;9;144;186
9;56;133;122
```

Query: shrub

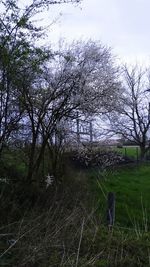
72;147;125;169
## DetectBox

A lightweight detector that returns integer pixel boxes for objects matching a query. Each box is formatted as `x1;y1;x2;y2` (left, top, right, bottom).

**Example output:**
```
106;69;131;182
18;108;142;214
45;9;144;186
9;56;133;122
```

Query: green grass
0;158;150;266
90;164;150;229
114;146;140;159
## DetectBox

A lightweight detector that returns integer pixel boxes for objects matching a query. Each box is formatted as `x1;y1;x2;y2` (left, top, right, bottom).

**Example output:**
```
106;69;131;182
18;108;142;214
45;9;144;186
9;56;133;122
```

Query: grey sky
42;0;150;65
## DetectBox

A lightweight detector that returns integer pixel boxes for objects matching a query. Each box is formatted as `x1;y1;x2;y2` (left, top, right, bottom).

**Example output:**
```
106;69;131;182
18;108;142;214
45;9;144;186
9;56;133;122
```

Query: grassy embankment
0;150;150;266
90;163;150;229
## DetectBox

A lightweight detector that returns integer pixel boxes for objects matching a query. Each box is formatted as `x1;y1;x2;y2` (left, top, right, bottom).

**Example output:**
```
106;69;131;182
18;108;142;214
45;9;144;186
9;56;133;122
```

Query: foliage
72;146;126;168
0;0;89;182
0;0;119;182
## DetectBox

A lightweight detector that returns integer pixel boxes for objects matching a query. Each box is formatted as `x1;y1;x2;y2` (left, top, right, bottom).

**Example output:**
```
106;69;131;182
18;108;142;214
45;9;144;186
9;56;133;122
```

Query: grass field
90;164;150;229
0;155;150;266
114;145;140;159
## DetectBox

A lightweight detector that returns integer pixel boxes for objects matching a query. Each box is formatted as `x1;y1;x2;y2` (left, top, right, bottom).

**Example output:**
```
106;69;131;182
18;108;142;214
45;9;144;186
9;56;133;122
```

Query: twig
75;217;85;267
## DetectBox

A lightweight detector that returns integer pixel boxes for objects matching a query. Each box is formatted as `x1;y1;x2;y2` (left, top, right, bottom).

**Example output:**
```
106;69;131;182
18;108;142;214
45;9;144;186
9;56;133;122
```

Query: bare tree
107;65;150;159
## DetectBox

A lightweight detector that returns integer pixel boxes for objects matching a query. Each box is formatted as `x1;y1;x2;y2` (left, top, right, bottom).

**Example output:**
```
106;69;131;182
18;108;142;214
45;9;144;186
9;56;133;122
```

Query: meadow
0;150;150;266
89;163;150;229
114;145;140;160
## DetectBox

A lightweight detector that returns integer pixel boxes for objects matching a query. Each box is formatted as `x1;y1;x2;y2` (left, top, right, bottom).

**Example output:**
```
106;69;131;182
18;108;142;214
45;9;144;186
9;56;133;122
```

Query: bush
72;147;125;169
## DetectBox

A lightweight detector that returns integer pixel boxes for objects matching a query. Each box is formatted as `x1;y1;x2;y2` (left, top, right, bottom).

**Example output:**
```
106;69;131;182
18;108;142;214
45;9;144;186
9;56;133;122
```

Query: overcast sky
40;0;150;65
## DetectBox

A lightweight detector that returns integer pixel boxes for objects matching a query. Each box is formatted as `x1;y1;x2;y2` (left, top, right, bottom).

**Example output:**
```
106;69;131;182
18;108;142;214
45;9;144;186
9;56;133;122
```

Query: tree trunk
26;138;37;182
34;140;47;175
140;145;146;160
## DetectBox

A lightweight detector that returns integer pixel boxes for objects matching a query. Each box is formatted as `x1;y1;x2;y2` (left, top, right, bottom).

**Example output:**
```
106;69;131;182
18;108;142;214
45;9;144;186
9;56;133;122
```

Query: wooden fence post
107;192;115;230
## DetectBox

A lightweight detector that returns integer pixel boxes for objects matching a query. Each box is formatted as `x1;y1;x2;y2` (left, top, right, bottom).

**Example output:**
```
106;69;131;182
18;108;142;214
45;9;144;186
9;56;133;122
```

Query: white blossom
45;174;54;188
